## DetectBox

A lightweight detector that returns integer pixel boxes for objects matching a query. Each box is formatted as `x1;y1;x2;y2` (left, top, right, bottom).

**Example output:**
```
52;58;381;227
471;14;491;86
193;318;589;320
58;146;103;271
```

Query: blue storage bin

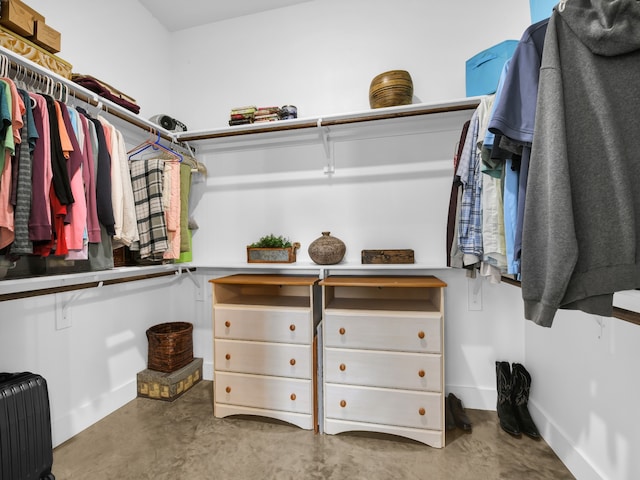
465;40;518;97
530;0;557;23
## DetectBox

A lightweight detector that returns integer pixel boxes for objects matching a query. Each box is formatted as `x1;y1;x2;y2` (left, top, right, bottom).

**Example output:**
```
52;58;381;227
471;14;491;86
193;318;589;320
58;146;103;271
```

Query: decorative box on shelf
246;242;300;263
361;249;415;264
0;24;71;78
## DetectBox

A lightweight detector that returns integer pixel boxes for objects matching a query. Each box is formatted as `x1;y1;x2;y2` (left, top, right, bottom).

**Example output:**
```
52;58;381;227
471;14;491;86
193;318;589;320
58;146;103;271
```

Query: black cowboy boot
448;393;472;431
445;394;456;430
496;361;520;436
511;363;541;439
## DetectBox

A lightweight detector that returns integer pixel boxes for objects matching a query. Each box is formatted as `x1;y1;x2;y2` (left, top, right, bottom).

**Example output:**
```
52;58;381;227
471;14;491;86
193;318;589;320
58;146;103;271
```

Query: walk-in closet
1;1;638;479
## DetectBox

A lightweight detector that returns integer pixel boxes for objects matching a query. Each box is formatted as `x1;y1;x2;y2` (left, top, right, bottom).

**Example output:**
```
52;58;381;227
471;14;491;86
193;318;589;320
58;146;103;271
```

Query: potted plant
246;234;300;263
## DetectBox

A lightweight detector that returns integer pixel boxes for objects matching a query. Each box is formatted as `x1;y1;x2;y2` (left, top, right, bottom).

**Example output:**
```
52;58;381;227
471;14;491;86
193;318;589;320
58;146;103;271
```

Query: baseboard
52;379;137;448
528;400;605;480
445;383;496;411
202;360;214;381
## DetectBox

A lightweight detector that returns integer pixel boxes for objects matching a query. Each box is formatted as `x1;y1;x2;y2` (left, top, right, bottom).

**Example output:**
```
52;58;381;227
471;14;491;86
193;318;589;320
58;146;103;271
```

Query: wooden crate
137;357;203;402
361;249;415;264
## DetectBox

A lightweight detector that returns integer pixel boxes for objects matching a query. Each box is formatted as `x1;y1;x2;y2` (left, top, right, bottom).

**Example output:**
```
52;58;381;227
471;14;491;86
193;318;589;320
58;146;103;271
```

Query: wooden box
31;20;60;53
16;0;45;23
361;249;415;264
137;357;203;402
0;0;35;37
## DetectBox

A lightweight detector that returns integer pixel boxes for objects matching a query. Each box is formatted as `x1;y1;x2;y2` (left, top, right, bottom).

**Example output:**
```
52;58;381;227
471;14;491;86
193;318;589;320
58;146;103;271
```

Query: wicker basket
146;322;194;373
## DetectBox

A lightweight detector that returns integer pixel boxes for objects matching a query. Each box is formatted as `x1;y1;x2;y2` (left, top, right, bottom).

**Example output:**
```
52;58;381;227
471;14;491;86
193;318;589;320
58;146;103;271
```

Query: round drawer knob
340;400;347;408
289;324;296;331
339;327;346;335
224;321;231;328
290;393;297;401
225;354;231;360
225;386;231;394
339;363;346;372
418;407;426;416
418;370;425;378
290;358;296;366
418;331;425;340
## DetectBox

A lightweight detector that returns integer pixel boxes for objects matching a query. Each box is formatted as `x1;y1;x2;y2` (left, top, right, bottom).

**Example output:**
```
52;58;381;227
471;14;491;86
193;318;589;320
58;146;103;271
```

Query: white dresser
210;274;320;430
320;275;446;447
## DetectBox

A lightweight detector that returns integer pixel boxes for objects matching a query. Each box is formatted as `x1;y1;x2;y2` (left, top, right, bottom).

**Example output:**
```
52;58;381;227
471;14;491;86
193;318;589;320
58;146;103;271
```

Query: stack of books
254;106;280;123
229;106;256;126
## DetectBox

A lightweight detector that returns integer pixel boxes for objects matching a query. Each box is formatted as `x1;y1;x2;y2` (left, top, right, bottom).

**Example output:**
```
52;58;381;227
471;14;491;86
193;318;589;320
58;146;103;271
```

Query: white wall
525;312;640;480
26;0;172;120
0;273;206;447
168;0;532;130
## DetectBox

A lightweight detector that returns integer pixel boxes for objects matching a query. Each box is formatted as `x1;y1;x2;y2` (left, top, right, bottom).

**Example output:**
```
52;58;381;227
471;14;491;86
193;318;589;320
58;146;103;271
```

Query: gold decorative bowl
369;70;413;109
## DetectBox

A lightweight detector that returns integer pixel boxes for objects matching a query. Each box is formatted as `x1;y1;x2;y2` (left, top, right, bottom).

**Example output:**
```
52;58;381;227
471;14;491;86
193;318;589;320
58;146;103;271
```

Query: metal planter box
246;243;300;263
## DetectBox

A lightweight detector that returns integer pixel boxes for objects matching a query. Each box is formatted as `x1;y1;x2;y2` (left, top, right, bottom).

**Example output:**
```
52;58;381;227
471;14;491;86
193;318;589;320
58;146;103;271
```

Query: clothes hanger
0;55;8;78
128;131;183;163
169;138;199;171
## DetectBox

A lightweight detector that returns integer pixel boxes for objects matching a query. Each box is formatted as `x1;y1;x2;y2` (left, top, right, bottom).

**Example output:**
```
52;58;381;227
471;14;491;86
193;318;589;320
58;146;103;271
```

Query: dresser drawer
323;312;441;353
215;372;312;415
214;306;312;344
215;339;312;379
324;383;442;431
324;348;441;392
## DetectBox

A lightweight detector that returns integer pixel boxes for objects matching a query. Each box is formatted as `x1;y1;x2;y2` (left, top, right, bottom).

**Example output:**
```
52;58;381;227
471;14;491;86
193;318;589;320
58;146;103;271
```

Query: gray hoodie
521;0;640;327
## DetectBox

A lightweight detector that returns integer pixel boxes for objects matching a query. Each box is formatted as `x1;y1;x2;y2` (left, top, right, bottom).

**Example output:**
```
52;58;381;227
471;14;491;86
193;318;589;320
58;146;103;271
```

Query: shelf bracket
177;266;200;288
594;316;605;339
318;118;335;174
56;281;104;330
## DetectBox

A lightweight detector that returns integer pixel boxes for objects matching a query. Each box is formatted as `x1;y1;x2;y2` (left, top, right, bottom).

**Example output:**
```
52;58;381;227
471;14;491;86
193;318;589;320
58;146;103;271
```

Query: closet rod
0;45;175;142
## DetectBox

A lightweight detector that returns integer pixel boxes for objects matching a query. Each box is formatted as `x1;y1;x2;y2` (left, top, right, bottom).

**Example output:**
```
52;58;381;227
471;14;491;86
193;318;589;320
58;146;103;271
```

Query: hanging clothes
456;108;482;269
76;109;101;244
130;158;169;259
0;59;199;276
98;116;138;248
59;102;88;258
78;110;115;237
446;120;470;268
487;18;549;278
162;161;181;260
44;95;73;206
521;0;640;327
179;163;192;254
28;92;52;243
0;78;25;250
9;89;38;255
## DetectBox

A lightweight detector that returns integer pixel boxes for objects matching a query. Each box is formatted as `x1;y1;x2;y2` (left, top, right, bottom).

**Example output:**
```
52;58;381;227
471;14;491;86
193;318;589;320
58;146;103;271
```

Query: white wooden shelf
0;265;194;300
176;98;481;154
197;262;448;279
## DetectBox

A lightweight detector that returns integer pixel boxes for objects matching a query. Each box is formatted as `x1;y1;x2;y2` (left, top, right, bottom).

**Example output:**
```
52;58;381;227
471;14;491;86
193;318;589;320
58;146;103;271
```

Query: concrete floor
53;381;575;480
